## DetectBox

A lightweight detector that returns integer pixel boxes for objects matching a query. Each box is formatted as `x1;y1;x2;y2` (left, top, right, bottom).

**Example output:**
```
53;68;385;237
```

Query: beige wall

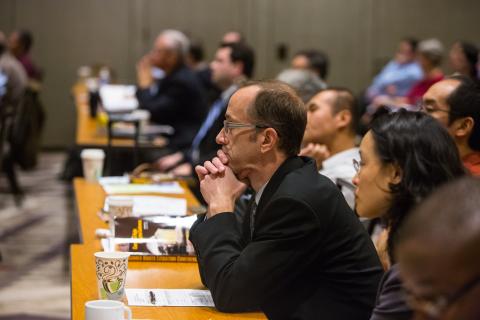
1;0;479;148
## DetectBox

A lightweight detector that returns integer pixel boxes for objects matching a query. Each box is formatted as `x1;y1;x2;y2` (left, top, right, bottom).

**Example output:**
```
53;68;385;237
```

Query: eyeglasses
405;274;480;318
222;120;269;135
352;158;363;173
416;101;452;115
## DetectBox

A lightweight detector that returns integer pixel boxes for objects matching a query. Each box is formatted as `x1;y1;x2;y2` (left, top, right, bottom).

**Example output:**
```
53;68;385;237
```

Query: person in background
8;29;42;82
276;68;325;103
187;39;221;105
370;38;444;111
397;176;480;320
300;88;359;208
136;29;208;151
449;41;479;80
190;80;383;319
421;75;480;176
0;31;27;108
353;109;465;320
155;42;254;177
291;49;329;84
366;38;423;104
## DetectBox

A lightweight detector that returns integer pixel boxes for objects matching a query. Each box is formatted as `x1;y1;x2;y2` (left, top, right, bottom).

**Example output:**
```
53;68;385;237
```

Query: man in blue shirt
366;38;423;103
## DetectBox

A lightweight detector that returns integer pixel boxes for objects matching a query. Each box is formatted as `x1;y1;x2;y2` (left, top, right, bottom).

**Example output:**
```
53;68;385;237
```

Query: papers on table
102;182;184;195
104;195;187;217
126;289;214;307
99;84;138;113
98;176;130;186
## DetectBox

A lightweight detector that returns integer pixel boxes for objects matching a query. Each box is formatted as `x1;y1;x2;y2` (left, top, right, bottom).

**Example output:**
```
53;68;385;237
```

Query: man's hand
136;54;154;89
155;151;184;172
299;143;330;170
195;153;247;218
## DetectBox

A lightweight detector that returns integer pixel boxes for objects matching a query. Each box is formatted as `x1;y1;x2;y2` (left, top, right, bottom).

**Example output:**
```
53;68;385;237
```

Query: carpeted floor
0;152;74;319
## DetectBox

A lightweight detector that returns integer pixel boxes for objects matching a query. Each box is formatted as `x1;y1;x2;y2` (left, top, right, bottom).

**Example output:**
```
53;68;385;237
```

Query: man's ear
260;128;278;153
232;61;244;77
452;117;474;139
334;110;352;130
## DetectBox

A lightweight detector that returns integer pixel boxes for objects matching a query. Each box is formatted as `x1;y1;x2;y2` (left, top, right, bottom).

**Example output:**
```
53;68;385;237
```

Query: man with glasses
189;81;383;319
397;176;480;320
421;75;480;175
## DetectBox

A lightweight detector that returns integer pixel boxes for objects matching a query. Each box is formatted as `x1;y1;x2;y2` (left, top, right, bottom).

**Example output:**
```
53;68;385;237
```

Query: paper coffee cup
85;300;132;320
81;149;105;182
95;251;130;301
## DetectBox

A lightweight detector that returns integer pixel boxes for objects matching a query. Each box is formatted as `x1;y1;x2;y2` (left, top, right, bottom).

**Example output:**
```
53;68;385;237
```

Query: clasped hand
195;150;247;217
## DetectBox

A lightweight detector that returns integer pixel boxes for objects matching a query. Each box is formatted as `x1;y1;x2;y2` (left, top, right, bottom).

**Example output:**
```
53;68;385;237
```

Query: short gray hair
276;69;326;103
418;38;444;67
159;29;190;58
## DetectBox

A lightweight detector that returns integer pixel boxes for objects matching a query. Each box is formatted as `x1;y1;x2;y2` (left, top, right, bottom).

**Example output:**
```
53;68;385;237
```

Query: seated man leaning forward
189;81;384;319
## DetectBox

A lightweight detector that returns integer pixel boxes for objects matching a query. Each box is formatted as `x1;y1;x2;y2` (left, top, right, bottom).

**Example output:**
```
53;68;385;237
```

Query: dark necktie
250;201;257;240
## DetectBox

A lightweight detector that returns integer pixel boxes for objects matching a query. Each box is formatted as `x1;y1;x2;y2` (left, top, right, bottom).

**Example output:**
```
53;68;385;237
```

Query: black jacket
190;156;384;319
136;65;207;150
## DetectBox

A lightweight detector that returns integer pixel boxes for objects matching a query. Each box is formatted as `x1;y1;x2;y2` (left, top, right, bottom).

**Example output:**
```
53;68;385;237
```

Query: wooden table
72;178;265;319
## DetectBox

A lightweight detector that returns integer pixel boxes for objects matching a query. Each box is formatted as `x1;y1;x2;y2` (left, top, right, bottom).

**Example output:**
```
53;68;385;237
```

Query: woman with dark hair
449;41;479;80
352;109;465;319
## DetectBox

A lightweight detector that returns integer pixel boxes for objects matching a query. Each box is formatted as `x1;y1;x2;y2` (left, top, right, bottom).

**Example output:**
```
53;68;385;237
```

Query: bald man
136;30;207;150
397;176;480;320
421;75;480;175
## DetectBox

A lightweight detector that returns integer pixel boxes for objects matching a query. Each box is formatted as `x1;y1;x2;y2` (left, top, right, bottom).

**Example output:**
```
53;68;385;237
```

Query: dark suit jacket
370;264;413;320
190;156;384;319
136;65;207;150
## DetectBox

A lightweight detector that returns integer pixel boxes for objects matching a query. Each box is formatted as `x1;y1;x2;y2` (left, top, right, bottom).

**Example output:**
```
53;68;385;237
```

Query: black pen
149;290;156;305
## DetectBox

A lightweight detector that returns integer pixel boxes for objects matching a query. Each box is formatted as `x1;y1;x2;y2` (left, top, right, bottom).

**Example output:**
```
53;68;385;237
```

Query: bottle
99;67;111;86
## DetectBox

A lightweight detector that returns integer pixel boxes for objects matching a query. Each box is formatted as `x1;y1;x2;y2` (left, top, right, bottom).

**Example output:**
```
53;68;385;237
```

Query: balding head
397;177;480;319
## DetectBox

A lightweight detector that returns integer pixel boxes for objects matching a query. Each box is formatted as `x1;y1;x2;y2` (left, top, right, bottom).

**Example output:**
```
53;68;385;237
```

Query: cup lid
94;251;130;259
81;149;105;159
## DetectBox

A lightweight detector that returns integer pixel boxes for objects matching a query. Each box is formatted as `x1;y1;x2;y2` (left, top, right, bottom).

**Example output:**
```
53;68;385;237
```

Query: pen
149;290;156;305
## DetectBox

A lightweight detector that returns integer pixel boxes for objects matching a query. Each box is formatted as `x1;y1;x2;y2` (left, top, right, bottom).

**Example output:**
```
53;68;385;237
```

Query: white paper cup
95;251;130;301
81;149;105;182
85;299;132;320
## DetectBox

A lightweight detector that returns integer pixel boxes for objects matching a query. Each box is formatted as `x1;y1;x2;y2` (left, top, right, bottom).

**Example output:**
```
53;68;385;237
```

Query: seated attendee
190;81;383;319
421;75;480;175
370;38;444;111
353;109;465;319
300;88;359;208
397;176;480;320
449;41;478;80
366;38;423;103
136;29;208;150
155;42;254;177
8;29;42;83
0;31;27;108
291;49;329;84
276;68;326;103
